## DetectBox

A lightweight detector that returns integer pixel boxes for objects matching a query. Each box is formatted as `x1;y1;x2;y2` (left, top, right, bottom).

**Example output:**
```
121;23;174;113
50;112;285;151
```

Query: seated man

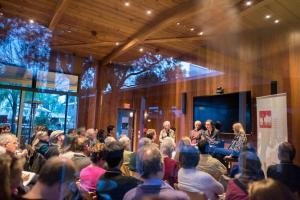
196;141;227;181
96;141;141;200
178;145;224;200
22;157;76;200
124;143;189;200
267;142;300;194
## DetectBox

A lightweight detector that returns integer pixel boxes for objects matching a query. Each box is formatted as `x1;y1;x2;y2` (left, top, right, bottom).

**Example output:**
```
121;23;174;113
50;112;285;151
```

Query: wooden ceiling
1;0;300;64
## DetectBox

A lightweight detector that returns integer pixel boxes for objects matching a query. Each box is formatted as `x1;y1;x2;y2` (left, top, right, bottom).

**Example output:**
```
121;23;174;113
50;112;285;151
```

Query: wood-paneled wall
78;27;300;165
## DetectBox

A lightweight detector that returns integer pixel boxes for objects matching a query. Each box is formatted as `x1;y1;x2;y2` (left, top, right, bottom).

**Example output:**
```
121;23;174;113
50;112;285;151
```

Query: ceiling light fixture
29;19;34;24
115;42;120;46
0;12;3;16
198;31;204;36
124;2;130;7
139;48;144;52
265;15;271;19
146;10;152;15
190;27;195;31
274;19;280;24
245;1;252;6
176;22;180;26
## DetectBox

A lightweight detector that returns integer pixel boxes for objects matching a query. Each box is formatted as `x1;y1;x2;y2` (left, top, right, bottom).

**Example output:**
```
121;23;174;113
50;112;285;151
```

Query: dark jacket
96;169;142;200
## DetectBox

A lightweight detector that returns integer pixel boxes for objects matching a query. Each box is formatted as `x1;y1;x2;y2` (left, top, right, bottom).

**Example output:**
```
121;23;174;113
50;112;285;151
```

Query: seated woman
209;122;247;158
79;143;107;192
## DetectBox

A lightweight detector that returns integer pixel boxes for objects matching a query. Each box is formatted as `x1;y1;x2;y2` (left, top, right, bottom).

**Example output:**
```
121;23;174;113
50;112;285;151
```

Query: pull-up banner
256;93;288;173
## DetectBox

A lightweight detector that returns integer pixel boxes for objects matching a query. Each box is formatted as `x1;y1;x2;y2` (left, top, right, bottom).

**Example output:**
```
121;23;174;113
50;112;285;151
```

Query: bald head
136;144;163;179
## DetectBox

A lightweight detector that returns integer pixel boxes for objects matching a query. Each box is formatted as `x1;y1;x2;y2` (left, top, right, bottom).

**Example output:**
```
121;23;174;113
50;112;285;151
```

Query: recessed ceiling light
139;48;144;52
176;22;180;26
67;30;72;33
190;28;195;31
265;15;271;19
274;19;280;24
146;10;152;15
124;2;130;7
115;42;120;46
0;12;3;16
245;1;252;6
198;31;204;36
29;19;34;24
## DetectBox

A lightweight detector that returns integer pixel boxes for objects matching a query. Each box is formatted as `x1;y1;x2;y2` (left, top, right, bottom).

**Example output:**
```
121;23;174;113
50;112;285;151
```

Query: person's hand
224;155;232;161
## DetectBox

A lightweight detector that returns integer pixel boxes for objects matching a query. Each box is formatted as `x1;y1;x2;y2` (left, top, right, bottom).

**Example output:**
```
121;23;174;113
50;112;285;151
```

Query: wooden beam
49;0;72;30
100;0;203;65
51;41;116;49
51;36;206;49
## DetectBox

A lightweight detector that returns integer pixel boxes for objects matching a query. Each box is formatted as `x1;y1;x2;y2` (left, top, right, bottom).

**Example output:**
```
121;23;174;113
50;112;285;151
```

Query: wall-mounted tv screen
193;91;252;134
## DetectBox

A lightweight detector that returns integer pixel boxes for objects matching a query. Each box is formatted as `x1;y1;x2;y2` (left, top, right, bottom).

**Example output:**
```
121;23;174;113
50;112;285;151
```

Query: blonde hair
233;123;245;134
248;178;296;200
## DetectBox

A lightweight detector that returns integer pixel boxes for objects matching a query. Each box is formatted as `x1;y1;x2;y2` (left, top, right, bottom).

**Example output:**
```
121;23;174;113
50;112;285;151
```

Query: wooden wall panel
81;28;300;164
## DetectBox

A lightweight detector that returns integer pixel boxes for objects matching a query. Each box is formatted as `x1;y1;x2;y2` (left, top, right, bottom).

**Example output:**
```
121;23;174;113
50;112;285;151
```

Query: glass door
0;88;20;133
32;92;67;131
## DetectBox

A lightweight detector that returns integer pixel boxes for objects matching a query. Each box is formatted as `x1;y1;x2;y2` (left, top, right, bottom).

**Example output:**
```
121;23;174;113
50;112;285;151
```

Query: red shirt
163;157;179;187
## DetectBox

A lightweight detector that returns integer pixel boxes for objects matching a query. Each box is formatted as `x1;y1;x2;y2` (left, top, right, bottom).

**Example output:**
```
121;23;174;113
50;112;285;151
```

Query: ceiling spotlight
245;1;252;6
190;27;195;31
176;22;180;26
139;48;144;52
0;12;3;16
29;19;34;24
198;31;204;36
67;30;72;33
274;19;280;24
265;15;271;19
115;42;120;46
146;10;152;15
124;2;130;6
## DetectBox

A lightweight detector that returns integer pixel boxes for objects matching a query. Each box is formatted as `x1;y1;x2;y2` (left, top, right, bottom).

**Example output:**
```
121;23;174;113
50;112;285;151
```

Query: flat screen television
193;91;252;134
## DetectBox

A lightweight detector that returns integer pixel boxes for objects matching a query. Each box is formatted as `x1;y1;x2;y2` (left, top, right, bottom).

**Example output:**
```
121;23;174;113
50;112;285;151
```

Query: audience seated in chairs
267;141;300;196
96;141;141;200
197;140;227;181
123;143;189;200
178;144;224;200
225;145;264;200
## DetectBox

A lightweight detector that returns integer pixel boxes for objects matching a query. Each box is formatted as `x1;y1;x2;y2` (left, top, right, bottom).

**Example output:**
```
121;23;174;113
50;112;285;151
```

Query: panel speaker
271;81;277;95
182;92;187;114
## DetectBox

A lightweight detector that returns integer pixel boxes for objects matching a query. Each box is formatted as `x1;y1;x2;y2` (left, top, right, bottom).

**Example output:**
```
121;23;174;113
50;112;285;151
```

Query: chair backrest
174;183;207;200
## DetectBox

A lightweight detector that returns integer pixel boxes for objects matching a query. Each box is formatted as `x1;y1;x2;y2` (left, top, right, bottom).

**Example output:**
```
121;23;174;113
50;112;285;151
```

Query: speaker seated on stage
209;122;247;159
202;119;221;145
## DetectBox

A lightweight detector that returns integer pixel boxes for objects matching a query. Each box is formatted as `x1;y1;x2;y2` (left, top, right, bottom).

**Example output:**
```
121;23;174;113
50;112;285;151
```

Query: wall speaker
182;92;187;114
271;80;278;95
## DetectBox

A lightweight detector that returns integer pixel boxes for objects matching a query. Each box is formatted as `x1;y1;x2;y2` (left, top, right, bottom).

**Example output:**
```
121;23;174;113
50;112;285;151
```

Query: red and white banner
256;93;288;173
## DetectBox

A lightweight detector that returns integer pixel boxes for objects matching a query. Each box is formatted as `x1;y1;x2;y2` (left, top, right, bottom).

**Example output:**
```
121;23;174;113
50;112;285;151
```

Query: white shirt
178;168;224;200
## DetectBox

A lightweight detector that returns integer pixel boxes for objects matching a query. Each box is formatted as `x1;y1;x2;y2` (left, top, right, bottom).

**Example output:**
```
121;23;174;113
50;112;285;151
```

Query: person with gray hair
124;144;189;200
160;137;178;187
159;121;175;144
178;145;224;200
119;135;133;165
0;133;18;155
267;141;300;194
128;137;152;172
104;136;116;146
